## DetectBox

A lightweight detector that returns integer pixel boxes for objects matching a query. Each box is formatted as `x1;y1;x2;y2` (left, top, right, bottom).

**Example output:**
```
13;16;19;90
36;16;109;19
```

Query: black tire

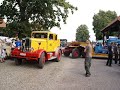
15;58;22;65
72;48;80;58
38;52;45;69
55;50;62;62
63;51;70;57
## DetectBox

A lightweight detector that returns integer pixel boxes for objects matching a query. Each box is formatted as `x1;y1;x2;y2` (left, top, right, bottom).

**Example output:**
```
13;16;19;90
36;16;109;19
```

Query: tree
0;0;77;38
93;10;117;40
76;24;89;42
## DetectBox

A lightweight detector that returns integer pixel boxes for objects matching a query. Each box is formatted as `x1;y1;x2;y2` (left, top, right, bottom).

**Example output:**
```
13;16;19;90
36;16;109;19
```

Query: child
0;49;7;63
2;49;7;62
0;40;7;63
0;40;3;62
0;56;4;63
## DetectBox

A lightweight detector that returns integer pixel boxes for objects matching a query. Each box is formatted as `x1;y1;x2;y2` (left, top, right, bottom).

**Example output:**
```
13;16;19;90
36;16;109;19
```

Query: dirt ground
0;56;120;90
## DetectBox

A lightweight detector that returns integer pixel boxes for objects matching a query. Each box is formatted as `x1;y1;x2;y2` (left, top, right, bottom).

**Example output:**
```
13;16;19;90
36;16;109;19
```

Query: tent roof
101;16;120;33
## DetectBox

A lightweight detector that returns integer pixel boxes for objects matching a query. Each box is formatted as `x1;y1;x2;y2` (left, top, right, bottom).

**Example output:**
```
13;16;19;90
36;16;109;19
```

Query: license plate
20;53;26;56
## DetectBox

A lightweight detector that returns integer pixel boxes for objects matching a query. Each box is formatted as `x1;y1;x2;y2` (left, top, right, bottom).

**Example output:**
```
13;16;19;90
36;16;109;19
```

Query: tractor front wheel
15;58;22;65
38;52;46;69
55;50;62;62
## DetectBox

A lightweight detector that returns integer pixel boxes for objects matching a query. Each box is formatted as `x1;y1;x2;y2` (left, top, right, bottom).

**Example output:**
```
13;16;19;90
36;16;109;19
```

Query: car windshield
32;33;48;38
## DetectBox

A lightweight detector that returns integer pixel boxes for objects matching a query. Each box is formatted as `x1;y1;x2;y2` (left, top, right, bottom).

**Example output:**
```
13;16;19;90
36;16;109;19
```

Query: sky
51;0;120;42
1;0;120;42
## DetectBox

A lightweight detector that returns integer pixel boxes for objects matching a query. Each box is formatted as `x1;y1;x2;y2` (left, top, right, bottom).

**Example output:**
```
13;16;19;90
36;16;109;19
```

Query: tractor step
48;56;56;60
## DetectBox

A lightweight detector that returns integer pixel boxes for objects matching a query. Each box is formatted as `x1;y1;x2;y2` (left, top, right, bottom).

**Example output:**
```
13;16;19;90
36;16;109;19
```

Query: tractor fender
36;49;47;59
55;47;62;57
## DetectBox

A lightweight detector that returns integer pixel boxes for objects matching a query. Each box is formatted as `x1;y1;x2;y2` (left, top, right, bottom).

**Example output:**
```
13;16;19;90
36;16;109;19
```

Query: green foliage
76;24;89;42
0;0;77;37
0;21;31;38
93;10;117;40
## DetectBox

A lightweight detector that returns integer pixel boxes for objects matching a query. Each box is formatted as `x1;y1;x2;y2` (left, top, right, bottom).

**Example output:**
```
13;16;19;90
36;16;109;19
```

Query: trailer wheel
64;52;70;57
15;58;22;65
72;48;80;58
55;50;62;62
38;52;45;69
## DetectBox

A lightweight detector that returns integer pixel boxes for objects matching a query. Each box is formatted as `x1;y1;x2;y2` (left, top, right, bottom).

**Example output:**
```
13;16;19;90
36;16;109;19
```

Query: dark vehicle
60;39;67;47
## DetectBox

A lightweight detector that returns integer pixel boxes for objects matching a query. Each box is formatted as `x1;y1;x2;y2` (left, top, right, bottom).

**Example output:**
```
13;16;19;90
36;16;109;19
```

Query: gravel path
0;56;120;90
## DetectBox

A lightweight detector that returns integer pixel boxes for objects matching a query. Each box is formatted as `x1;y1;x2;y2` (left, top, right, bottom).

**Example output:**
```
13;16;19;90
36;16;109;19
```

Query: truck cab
11;31;62;69
31;31;60;52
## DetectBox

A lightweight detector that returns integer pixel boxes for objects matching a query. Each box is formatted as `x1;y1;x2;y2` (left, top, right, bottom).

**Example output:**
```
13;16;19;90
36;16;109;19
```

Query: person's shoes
3;60;5;62
106;64;108;66
0;61;3;63
85;73;91;75
85;74;90;77
109;65;112;67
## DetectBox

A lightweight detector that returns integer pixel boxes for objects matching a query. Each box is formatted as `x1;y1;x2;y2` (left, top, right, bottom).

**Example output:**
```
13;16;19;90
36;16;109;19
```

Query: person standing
118;44;120;65
113;43;118;64
84;40;92;77
11;40;16;51
106;42;113;67
0;40;6;62
0;40;3;62
15;38;21;48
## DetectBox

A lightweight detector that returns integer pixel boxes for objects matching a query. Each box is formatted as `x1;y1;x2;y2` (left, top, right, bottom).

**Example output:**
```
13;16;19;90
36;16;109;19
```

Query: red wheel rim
73;51;79;57
42;56;46;64
58;51;61;60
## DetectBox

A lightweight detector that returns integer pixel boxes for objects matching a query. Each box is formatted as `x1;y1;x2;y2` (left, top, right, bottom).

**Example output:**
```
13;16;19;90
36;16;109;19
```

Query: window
55;35;57;40
32;33;47;38
49;34;53;40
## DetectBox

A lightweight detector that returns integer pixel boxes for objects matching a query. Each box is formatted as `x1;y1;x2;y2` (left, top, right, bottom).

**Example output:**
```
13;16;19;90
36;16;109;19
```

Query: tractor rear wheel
38;52;45;69
15;58;22;65
72;48;80;58
55;50;62;62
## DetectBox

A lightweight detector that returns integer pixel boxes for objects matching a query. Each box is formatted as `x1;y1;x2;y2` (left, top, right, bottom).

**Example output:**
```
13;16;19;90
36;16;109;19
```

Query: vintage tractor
63;41;109;59
63;41;86;58
11;31;62;69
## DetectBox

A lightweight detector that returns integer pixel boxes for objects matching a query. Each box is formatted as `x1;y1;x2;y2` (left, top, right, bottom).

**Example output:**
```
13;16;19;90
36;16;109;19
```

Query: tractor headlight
30;47;34;51
18;46;21;50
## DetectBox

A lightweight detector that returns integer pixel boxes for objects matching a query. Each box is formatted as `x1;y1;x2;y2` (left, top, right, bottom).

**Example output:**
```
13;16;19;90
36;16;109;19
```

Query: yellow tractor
11;31;62;68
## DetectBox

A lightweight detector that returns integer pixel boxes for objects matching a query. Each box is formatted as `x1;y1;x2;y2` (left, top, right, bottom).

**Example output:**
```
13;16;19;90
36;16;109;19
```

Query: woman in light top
0;40;7;62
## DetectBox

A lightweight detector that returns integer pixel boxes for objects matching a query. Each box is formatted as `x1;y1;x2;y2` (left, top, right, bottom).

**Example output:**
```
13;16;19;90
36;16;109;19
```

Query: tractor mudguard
36;49;47;59
54;47;62;62
55;47;62;57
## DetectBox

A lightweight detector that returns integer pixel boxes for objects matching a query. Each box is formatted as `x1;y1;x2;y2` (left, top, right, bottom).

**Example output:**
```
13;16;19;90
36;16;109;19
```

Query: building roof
101;16;120;33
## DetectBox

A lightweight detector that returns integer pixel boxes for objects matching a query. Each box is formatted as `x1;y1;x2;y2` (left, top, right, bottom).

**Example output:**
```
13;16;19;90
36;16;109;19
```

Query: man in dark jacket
106;42;114;67
118;44;120;65
113;43;118;64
